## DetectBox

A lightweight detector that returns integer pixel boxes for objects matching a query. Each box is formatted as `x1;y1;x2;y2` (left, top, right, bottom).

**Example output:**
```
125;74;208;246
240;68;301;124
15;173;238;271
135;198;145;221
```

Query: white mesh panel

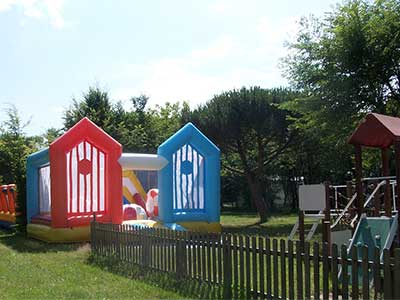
173;144;205;211
39;165;51;213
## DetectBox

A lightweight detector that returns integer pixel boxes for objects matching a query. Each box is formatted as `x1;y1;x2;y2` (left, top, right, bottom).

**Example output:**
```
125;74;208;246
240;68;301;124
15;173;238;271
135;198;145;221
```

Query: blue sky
0;0;338;136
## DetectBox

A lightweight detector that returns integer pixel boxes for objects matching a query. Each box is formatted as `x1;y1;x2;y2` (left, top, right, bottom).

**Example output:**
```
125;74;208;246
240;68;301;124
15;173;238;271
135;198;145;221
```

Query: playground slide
122;170;147;207
342;213;398;283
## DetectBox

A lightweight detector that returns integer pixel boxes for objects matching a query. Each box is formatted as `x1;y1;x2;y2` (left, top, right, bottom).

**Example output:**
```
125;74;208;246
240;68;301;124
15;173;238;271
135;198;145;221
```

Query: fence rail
90;221;400;299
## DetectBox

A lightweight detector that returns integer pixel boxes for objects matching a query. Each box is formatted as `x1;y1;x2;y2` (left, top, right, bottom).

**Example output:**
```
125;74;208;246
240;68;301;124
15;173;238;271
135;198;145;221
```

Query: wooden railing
90;221;400;299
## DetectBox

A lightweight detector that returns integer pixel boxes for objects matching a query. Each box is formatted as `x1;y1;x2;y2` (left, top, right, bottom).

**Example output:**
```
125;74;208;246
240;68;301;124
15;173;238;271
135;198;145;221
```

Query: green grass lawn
0;212;316;299
221;211;322;241
0;230;183;300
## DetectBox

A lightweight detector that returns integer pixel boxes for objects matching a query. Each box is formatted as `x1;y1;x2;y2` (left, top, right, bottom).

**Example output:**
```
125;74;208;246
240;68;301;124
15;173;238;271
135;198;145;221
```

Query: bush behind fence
90;221;400;299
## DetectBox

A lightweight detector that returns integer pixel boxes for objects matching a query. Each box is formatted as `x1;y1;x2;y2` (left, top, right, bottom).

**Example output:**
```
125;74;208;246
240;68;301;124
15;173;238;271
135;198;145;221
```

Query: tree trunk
236;139;269;221
246;175;269;222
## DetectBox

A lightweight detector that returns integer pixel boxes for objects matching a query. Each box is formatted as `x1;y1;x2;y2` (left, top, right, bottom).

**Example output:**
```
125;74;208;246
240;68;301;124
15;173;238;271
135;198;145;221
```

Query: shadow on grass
89;255;229;299
222;223;295;237
223;223;320;239
0;228;85;253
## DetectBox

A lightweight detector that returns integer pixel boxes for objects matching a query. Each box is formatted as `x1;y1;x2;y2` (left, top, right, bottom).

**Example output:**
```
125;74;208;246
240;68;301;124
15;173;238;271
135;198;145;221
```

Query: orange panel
1;185;8;213
7;184;16;214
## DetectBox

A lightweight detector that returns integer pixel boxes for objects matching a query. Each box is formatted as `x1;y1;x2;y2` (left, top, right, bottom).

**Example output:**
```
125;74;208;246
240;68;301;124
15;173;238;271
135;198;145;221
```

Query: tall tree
281;0;400;182
0;105;40;225
63;86;185;154
64;86;116;131
188;87;297;221
283;0;400;120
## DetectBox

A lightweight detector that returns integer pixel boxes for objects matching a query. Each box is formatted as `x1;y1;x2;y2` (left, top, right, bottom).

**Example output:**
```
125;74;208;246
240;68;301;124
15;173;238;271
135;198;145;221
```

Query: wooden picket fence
90;221;400;299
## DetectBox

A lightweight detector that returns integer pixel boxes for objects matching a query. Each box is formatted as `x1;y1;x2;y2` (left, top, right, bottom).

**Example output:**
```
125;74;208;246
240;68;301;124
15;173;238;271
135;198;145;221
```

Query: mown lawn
221;211;322;241
0;212;314;299
0;230;183;300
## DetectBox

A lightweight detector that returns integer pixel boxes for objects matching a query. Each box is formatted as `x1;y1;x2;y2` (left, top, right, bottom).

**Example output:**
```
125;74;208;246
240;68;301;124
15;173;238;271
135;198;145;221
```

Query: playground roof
348;113;400;148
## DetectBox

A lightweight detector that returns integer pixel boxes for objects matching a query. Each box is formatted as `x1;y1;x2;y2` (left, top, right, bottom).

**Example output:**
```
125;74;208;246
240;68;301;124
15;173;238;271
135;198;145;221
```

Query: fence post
223;234;232;299
394;249;400;299
322;242;329;300
313;242;320;300
288;240;294;300
361;246;369;299
341;245;349;300
296;240;303;300
299;210;305;251
351;246;359;299
117;224;121;260
323;181;332;255
90;219;96;254
141;228;148;267
176;231;187;277
383;248;392;299
331;244;339;300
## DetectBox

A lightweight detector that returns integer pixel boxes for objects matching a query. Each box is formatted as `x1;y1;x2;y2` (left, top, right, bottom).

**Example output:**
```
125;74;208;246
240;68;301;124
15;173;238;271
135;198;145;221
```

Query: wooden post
346;180;356;218
299;210;305;251
355;145;364;219
394;141;400;243
223;234;232;299
322;182;331;254
346;180;353;202
372;180;380;217
382;148;392;217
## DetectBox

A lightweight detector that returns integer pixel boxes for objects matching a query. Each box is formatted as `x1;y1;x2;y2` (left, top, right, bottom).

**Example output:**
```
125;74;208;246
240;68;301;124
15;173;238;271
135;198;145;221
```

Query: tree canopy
63;86;186;153
186;87;297;220
282;0;400;183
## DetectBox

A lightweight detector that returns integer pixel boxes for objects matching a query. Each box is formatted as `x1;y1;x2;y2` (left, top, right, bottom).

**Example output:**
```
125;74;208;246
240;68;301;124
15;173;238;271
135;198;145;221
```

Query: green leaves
0;105;40;225
188;87;297;216
281;0;400;184
63;86;185;154
284;0;400;118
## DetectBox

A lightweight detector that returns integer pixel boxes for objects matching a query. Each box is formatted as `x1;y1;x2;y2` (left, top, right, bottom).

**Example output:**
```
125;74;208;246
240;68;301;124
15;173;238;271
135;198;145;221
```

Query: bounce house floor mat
27;223;90;243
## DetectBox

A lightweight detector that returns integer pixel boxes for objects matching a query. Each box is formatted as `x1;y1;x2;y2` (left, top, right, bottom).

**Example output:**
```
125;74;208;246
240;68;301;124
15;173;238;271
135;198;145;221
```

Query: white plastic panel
38;165;51;213
299;184;326;211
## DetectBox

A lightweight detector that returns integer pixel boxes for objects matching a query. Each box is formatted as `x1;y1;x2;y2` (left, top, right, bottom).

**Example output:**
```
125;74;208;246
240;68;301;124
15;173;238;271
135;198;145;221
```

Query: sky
0;0;339;136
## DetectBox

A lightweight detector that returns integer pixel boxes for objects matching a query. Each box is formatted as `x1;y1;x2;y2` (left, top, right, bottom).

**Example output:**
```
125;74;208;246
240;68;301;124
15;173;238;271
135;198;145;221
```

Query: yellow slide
122;170;147;204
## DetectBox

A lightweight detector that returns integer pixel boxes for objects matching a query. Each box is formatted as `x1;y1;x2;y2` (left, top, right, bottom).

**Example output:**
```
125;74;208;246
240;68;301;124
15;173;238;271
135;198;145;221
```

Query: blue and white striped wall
158;123;220;224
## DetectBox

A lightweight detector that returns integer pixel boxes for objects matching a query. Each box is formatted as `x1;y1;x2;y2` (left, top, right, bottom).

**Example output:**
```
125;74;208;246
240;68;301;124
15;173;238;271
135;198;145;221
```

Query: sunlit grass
0;229;183;299
221;211;322;241
0;212;328;299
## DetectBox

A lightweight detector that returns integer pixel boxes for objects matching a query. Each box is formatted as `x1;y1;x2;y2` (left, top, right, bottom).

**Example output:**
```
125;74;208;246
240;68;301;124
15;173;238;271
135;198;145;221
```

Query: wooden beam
354;145;364;219
372;180;380;217
323;181;331;255
299;210;305;251
382;148;392;217
394;141;400;243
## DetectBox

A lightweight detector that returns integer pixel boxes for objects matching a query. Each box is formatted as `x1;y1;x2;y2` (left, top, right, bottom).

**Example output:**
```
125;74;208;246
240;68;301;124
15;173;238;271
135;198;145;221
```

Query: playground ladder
288;210;323;241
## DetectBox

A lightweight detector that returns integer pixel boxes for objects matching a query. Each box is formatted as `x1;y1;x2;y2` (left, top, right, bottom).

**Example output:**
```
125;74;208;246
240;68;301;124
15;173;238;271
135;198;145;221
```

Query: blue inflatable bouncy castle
157;123;221;231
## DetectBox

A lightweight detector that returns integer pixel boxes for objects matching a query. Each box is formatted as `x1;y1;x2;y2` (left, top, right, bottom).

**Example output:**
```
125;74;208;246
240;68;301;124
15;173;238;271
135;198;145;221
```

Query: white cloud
254;16;300;58
0;0;66;28
191;37;236;61
208;0;259;17
209;0;233;15
0;0;16;12
112;33;287;109
108;5;302;109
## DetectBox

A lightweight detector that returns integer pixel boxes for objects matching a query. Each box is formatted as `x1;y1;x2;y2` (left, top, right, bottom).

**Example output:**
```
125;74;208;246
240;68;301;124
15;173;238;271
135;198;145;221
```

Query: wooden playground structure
292;113;400;255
